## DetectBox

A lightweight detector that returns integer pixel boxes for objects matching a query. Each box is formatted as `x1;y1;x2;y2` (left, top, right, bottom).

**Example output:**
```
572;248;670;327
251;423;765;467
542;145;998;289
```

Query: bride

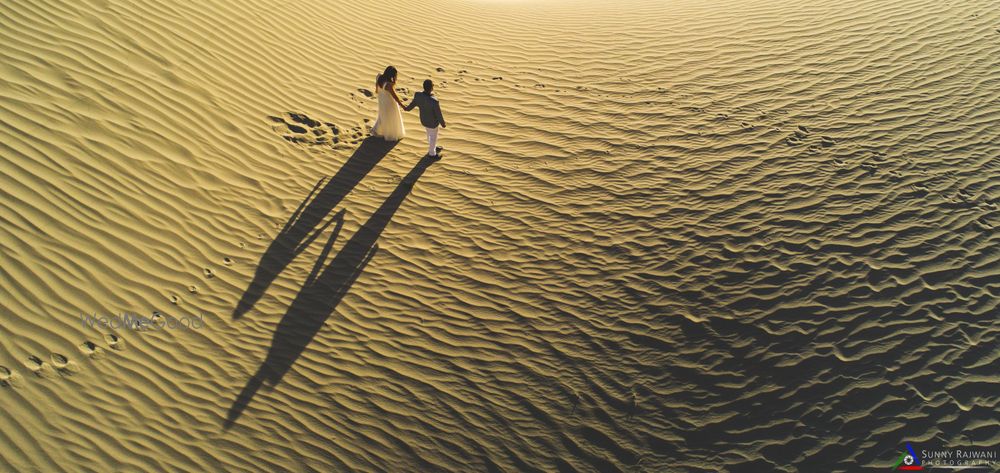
371;65;406;141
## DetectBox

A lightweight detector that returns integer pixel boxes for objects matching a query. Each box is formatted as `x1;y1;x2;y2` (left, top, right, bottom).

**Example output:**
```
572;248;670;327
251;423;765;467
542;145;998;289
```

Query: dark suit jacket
404;92;445;128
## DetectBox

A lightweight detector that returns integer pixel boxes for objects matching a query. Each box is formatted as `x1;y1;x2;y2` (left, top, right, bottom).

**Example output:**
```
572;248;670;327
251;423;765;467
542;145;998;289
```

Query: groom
404;79;446;158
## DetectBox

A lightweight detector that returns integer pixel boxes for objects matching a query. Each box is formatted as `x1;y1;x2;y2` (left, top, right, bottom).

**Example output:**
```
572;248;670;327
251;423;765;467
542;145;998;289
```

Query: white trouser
425;127;439;156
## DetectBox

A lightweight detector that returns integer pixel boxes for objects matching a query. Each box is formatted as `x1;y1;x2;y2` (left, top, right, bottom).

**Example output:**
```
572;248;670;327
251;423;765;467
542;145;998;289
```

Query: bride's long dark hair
376;66;398;89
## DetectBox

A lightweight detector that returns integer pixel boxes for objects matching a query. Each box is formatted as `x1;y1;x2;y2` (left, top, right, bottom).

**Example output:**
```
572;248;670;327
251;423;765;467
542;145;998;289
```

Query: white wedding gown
371;82;405;141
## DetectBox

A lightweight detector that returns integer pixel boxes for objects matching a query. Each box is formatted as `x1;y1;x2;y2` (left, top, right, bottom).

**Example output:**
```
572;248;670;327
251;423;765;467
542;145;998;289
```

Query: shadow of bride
232;137;398;320
224;154;438;429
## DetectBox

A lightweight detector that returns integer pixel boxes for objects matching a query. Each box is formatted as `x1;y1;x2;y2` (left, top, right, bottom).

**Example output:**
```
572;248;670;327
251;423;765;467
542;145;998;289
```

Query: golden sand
1;0;999;471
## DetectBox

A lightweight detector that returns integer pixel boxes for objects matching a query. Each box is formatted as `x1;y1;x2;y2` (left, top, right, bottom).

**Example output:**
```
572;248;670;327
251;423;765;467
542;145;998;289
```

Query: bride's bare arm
388;85;405;106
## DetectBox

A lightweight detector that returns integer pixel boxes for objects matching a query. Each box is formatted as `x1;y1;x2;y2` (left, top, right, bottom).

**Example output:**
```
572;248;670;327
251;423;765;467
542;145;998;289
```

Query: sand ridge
2;0;999;471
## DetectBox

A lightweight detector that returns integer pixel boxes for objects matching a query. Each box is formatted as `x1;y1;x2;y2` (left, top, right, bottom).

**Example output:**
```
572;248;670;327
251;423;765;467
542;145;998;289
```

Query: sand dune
1;0;999;471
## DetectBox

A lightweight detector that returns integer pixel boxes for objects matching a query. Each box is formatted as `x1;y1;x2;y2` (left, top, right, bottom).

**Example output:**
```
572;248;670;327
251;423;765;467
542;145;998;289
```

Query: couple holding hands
370;65;447;158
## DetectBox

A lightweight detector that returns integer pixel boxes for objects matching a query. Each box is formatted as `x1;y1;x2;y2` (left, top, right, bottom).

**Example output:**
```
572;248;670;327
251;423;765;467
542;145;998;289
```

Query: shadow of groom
232;137;398;320
224;153;438;429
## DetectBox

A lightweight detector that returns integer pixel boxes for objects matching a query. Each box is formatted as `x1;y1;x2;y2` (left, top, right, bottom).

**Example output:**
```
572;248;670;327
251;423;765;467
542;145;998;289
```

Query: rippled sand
2;0;999;471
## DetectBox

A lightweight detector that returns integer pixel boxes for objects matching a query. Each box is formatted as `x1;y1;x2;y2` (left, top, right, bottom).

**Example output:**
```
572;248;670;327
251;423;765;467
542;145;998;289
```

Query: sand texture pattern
1;0;999;471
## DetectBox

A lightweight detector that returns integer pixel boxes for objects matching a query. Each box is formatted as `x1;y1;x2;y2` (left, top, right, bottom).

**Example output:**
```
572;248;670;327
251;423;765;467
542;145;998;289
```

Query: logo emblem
895;443;923;470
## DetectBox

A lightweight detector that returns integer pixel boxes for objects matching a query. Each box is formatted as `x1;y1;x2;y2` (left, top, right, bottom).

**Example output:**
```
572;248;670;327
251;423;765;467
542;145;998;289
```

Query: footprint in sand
781;123;840;152
204;267;214;278
104;334;126;351
24;355;49;376
271;112;359;148
350;91;372;105
188;285;198;294
288;113;321;128
79;340;105;358
50;353;68;368
50;353;80;375
0;366;18;387
223;257;233;266
6;348;100;384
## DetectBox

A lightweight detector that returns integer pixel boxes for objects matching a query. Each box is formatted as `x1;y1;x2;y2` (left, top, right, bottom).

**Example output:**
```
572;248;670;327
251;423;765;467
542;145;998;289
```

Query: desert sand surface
2;0;999;471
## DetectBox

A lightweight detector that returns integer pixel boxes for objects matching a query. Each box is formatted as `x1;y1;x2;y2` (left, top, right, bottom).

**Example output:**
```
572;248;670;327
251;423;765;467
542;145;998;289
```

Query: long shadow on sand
224;154;438;429
232;137;398;320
